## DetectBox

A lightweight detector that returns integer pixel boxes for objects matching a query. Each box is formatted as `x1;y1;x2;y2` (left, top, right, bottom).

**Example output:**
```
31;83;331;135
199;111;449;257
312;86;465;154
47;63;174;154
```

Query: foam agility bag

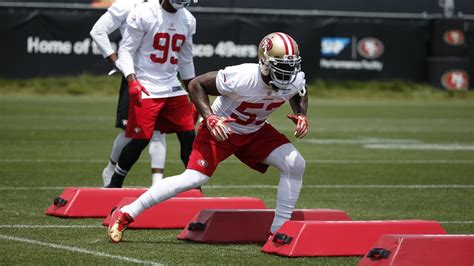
45;187;204;218
261;220;446;257
358;234;474;266
103;197;267;229
177;209;351;243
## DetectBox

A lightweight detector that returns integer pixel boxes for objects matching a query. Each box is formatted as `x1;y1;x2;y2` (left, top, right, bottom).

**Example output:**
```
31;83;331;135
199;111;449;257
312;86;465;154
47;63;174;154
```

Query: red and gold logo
443;30;465;46
441;70;469;91
358;37;384;59
197;159;208;168
260;38;273;51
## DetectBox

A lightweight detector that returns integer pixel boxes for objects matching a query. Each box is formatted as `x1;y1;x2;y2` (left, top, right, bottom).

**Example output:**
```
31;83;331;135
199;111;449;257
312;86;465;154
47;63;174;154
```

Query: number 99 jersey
213;63;306;135
120;1;196;99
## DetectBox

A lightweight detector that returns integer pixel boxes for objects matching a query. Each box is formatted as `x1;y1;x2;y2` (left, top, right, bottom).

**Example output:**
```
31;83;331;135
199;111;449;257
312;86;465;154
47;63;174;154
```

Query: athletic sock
110;131;131;163
102;159;116;187
121;169;209;218
107;165;128;188
151;173;164;186
271;177;303;233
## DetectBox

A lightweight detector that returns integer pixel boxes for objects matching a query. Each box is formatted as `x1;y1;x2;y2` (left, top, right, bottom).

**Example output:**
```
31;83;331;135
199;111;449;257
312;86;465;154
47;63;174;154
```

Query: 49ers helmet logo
358;37;384;59
260;38;273;52
443;30;465;46
441;70;469;91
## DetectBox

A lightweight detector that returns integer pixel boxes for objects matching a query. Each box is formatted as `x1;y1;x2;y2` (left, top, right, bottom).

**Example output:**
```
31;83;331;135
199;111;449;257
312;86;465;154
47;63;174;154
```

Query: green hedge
0;75;472;99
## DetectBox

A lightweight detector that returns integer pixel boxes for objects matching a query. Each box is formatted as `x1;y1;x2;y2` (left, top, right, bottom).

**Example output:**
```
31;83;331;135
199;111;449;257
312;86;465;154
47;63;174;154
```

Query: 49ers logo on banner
443;30;465;46
357;37;384;59
441;70;469;91
260;38;273;51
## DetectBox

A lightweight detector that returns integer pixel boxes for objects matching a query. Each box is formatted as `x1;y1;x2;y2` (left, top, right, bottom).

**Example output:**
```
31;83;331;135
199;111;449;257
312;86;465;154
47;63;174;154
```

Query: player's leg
155;95;196;179
108;138;150;188
149;129;166;185
102;131;131;187
176;130;196;167
102;77;130;187
263;143;305;233
109;125;233;242
109;168;209;242
235;124;303;233
107;98;162;188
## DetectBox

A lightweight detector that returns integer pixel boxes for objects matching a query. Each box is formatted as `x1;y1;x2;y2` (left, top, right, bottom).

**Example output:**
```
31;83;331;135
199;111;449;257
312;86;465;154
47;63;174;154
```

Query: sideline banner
0;6;469;83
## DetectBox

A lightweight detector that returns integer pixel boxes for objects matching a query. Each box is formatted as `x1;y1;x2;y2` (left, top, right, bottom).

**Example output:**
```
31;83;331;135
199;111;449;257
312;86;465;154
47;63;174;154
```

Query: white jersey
119;2;196;99
214;63;306;135
90;0;147;58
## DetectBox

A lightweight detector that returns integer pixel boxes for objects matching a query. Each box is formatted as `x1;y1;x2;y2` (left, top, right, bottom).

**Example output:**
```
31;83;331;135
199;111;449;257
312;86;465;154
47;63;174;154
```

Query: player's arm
90;2;128;65
187;71;220;118
178;36;195;91
118;14;149;105
289;85;308;115
287;85;309;138
188;72;234;142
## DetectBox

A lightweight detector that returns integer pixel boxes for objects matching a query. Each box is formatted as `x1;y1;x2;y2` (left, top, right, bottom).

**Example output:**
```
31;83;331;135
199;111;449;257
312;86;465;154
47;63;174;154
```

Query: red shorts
187;122;290;176
126;95;195;139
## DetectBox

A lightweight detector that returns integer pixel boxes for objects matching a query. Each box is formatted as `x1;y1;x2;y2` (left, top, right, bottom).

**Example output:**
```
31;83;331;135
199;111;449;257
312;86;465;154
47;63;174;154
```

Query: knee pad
286;151;305;180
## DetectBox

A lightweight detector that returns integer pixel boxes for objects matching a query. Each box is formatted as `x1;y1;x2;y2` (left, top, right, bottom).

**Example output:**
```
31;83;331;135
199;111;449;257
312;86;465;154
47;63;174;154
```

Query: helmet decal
260;38;273;52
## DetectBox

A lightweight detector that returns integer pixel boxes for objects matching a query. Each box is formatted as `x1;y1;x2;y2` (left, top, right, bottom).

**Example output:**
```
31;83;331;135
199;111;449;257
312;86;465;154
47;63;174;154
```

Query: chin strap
298;86;306;97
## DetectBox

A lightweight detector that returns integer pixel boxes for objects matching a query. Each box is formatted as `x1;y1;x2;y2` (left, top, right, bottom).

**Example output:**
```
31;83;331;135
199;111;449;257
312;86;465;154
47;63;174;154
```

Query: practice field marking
1;158;473;164
2;184;473;191
0;234;162;265
303;138;421;145
0;225;103;229
439;221;474;224
204;185;474;189
365;143;474;151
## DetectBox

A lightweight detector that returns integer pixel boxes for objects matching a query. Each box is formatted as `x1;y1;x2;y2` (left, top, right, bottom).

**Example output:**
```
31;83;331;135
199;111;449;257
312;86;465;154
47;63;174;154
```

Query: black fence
1;4;473;89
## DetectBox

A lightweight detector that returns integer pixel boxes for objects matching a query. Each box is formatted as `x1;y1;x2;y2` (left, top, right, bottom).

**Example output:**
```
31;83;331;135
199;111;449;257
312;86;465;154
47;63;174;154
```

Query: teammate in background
90;0;194;187
106;0;198;188
108;32;309;243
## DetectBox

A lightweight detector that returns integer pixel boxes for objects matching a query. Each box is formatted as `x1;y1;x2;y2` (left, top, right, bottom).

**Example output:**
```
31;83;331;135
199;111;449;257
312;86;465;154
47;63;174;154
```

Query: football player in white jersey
108;32;309;243
90;0;169;187
105;0;198;188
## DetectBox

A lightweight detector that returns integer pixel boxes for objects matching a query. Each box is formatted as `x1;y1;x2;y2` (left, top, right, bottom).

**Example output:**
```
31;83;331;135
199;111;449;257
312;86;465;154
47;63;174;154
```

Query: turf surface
0;95;473;265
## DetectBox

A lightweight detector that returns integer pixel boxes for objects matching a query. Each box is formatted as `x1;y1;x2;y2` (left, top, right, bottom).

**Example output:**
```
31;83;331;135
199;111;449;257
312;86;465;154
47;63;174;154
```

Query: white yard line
0;184;474;190
439;221;474;224
204;185;474;189
302;138;421;144
1;158;473;164
365;143;474;151
0;234;162;265
0;225;102;229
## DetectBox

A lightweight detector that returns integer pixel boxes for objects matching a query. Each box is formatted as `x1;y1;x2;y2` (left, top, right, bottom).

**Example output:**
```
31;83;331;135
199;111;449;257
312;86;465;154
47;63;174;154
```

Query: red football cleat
108;207;134;243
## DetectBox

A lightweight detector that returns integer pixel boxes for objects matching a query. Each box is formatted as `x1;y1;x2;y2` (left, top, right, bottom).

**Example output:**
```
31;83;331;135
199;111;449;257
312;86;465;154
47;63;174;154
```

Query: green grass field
0;94;473;265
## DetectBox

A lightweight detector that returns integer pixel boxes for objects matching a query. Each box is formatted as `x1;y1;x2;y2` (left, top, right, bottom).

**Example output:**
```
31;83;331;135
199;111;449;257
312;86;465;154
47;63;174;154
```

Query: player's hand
108;60;123;76
205;114;235;141
128;80;150;106
287;114;308;138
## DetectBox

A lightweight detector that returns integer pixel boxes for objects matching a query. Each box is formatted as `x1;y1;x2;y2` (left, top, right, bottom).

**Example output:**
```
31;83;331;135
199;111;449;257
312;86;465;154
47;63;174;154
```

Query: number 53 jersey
214;63;306;135
119;1;196;98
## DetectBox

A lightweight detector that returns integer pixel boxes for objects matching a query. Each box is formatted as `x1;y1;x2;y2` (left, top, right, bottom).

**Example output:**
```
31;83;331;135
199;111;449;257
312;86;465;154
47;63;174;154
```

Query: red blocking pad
45;187;204;218
261;220;447;257
358;234;474;266
103;197;267;229
177;209;351;243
